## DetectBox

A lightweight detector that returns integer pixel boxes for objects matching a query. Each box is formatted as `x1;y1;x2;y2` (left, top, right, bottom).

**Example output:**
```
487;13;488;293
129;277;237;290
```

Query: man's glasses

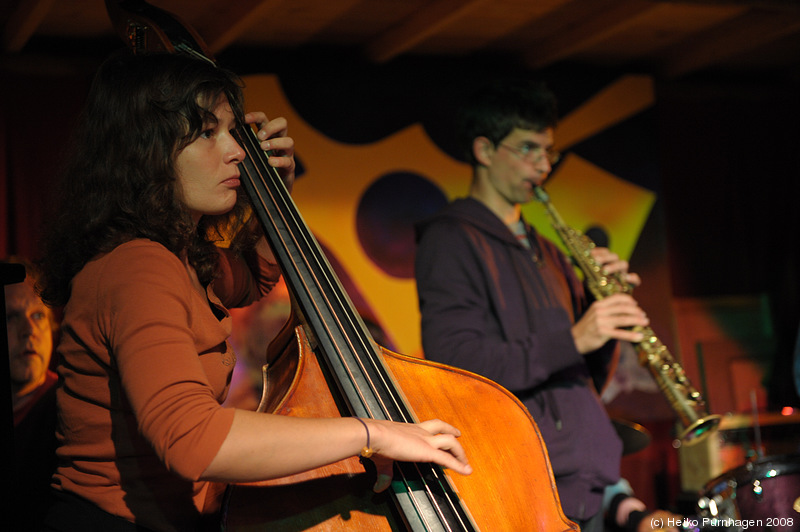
498;143;561;165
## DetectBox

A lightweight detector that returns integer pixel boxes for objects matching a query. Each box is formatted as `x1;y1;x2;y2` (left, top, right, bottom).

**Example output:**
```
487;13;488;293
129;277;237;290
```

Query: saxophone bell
680;414;721;444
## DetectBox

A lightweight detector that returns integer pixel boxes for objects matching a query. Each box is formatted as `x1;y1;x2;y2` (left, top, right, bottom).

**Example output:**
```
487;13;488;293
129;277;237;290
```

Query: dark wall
1;63;92;260
656;77;800;407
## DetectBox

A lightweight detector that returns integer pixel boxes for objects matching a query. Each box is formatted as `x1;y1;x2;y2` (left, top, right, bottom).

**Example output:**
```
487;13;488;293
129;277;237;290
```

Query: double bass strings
232;119;477;531
232;120;403;421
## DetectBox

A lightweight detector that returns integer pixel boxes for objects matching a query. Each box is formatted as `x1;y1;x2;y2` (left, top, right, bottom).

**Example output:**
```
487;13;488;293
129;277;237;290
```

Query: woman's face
175;96;246;224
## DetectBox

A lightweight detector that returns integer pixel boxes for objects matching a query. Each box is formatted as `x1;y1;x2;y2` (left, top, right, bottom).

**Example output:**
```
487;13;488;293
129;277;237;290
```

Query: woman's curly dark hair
39;51;257;307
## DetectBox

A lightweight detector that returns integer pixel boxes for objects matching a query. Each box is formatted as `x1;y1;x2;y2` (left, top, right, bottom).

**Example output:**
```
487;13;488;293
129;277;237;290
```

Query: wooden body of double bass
221;320;578;531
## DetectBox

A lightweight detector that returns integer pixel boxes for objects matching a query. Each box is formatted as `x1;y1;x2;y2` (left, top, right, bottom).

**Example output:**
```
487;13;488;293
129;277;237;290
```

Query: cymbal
612;418;651;455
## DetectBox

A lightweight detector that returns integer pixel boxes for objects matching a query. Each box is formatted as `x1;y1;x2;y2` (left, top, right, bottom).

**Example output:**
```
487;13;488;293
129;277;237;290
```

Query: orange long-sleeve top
51;239;281;531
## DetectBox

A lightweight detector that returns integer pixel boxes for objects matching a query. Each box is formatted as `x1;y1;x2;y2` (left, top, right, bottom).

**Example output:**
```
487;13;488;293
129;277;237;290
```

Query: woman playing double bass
38;51;471;532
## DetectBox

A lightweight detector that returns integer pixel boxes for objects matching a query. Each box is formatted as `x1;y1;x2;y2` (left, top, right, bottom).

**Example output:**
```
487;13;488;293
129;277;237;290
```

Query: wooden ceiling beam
2;0;55;53
523;0;657;69
192;0;289;55
659;9;800;78
365;0;489;63
650;0;800;9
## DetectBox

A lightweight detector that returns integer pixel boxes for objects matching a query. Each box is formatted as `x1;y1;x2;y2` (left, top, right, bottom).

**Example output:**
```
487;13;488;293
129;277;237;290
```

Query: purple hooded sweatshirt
414;197;622;521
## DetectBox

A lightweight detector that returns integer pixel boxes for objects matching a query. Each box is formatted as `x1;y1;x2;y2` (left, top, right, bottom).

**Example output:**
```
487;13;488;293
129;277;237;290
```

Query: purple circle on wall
356;172;448;279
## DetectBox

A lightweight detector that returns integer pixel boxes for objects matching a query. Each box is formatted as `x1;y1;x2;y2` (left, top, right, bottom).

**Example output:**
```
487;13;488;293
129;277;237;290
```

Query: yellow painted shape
243;75;469;356
523;153;656;261
242;74;656;357
555;75;655;151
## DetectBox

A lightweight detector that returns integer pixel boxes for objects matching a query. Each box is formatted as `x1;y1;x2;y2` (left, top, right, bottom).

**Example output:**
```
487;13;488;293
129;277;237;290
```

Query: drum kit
612;416;799;532
693;454;799;532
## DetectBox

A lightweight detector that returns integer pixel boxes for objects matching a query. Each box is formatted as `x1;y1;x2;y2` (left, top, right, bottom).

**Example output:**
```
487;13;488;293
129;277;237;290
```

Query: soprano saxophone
533;185;720;443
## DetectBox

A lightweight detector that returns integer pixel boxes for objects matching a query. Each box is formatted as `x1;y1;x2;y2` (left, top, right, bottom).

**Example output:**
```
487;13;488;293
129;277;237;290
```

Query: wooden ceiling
3;0;800;81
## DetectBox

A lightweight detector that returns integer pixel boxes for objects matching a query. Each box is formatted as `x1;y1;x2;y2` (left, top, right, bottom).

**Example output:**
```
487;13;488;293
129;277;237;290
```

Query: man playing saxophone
414;79;680;532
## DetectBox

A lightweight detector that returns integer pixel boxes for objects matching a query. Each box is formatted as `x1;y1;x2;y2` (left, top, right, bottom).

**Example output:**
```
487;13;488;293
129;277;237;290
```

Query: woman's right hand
202;411;470;488
363;418;472;492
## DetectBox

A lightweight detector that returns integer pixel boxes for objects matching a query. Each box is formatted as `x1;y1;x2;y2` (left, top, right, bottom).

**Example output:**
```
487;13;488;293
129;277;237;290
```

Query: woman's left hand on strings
245;112;295;192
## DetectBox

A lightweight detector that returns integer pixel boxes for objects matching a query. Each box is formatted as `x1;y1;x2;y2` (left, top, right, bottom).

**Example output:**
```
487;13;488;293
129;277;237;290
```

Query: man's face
485;127;556;206
5;280;53;393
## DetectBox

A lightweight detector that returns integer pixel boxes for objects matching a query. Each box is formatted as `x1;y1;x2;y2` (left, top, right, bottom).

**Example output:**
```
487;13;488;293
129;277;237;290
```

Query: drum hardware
611;417;651;456
696;477;737;521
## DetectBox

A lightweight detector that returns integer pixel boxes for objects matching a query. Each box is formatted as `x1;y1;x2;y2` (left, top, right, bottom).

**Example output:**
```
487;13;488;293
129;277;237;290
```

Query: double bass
106;2;578;530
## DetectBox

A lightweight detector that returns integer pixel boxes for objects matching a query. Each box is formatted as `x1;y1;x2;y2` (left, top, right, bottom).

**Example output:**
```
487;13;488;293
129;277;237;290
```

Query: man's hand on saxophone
590;247;642;288
571;293;650;354
570;246;648;354
572;247;648;354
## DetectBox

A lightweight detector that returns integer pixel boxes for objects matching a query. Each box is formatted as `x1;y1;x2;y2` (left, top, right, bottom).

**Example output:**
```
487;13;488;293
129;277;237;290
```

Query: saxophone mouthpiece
533;186;549;203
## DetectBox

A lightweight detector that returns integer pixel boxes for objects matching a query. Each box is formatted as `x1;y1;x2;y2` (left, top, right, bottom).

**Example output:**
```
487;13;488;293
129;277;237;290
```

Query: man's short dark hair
456;80;558;165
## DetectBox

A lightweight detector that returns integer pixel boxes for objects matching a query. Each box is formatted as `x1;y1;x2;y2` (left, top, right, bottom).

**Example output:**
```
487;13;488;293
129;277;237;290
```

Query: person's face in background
6;279;53;396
